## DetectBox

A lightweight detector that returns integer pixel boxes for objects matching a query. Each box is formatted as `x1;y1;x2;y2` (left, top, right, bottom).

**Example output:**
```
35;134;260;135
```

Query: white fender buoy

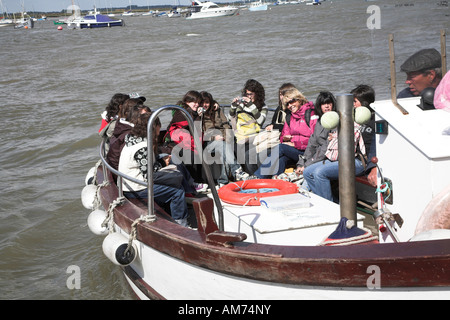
87;209;108;236
321;111;339;129
85;166;96;185
354;106;371;125
81;184;97;209
102;232;137;266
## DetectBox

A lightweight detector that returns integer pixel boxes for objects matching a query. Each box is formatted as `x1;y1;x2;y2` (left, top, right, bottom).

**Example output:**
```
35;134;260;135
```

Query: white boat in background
66;7;124;29
122;0;139;16
121;10;138;16
248;1;268;11
0;17;14;27
14;11;33;29
306;0;322;5
0;0;14;26
186;1;239;19
167;7;182;18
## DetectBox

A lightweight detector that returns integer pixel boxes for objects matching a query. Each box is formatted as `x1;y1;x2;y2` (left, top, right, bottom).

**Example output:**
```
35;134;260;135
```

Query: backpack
285;108;312;128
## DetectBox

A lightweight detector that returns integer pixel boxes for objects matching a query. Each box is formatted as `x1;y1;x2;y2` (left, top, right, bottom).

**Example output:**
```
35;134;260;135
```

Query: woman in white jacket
119;111;189;227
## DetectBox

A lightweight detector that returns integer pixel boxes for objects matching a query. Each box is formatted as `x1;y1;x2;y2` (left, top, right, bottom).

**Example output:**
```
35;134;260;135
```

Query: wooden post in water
388;34;409;115
441;29;447;75
336;94;357;223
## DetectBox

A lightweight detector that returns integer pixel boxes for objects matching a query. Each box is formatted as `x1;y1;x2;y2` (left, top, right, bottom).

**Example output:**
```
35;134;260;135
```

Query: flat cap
400;48;441;73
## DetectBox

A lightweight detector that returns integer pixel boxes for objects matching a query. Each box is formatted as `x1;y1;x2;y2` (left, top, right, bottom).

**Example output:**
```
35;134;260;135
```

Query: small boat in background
186;1;239;19
66;7;124;29
0;17;14;27
167;7;182;18
248;1;268;11
306;0;322;5
121;10;138;17
14;11;33;29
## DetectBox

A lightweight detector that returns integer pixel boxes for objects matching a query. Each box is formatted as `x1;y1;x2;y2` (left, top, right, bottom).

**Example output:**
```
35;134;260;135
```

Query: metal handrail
147;105;224;229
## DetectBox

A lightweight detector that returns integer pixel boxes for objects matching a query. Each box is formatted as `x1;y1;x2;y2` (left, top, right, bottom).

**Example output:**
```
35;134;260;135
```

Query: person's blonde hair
282;88;308;107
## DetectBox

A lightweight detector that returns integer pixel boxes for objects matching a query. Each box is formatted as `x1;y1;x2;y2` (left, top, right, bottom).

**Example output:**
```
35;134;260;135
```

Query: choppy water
0;0;448;299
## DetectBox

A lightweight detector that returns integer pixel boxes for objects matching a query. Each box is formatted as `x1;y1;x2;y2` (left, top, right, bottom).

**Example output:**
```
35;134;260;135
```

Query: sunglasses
286;99;298;105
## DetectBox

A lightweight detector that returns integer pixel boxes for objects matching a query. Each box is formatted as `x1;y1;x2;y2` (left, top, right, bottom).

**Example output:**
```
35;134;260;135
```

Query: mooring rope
125;214;157;256
92;181;108;210
90;159;102;185
102;196;126;232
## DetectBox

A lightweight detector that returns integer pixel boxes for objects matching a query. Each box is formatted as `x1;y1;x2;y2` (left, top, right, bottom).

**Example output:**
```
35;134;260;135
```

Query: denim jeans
124;184;188;221
204;140;241;184
303;158;365;202
254;144;304;178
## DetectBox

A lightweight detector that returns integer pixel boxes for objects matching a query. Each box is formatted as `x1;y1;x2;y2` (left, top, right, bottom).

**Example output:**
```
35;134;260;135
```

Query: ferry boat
81;36;450;299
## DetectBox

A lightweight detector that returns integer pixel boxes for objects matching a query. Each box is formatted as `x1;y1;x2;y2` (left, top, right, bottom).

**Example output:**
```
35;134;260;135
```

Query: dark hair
131;110;161;139
351;85;375;109
105;93;129;120
314;91;337;117
178;90;202;109
200;91;217;122
119;98;144;120
129;105;151;125
242;79;265;110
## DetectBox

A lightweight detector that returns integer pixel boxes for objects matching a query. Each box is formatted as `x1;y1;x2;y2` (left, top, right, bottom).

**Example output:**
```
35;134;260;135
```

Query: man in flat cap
397;48;442;99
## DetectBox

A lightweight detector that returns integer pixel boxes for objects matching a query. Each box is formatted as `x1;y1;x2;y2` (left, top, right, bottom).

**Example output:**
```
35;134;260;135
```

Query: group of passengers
97;47;448;227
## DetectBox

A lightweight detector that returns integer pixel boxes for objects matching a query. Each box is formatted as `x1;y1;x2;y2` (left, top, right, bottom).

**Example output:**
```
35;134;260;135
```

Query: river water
0;0;448;300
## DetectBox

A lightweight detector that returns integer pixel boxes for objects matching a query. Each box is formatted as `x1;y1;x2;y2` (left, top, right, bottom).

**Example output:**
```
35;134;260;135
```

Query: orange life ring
217;179;299;206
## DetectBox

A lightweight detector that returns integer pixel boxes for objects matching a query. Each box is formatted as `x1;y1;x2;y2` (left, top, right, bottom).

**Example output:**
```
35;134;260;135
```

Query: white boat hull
121;230;450;300
186;9;239;19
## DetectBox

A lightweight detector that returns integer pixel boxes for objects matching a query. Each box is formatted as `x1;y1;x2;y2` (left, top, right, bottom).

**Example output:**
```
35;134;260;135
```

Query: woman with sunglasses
253;88;318;179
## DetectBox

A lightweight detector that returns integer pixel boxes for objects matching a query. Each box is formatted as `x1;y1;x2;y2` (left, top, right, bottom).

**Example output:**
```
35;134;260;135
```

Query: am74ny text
178;304;271;317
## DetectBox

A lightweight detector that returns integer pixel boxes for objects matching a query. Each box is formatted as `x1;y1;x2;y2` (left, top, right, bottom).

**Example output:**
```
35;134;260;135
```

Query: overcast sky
1;0;207;13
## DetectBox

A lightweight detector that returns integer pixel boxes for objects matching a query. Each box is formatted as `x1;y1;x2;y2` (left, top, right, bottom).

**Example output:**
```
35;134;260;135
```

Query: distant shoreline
3;2;244;17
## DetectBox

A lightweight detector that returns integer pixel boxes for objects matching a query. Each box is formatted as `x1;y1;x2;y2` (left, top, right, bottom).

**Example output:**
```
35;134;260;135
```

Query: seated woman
200;91;247;186
295;91;337;174
99;93;145;153
253;88;318;178
119;112;189;227
229;79;268;175
302;85;375;202
106;98;146;171
164;90;206;188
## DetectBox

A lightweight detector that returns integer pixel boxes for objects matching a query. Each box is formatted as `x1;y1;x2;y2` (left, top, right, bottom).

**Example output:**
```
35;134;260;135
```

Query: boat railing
99;104;225;230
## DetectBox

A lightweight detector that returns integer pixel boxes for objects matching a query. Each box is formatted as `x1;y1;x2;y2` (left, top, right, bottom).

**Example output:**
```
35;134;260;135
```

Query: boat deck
209;191;366;246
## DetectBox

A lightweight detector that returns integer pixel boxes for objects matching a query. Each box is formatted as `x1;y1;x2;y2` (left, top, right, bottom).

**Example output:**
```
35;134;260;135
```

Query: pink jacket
280;101;318;151
434;71;450;112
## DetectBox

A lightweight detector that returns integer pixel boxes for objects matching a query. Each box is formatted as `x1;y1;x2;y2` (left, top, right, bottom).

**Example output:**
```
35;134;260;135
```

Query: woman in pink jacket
254;88;318;178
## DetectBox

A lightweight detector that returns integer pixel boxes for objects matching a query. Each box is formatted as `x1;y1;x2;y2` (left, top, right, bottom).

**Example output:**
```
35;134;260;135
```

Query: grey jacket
296;121;330;168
